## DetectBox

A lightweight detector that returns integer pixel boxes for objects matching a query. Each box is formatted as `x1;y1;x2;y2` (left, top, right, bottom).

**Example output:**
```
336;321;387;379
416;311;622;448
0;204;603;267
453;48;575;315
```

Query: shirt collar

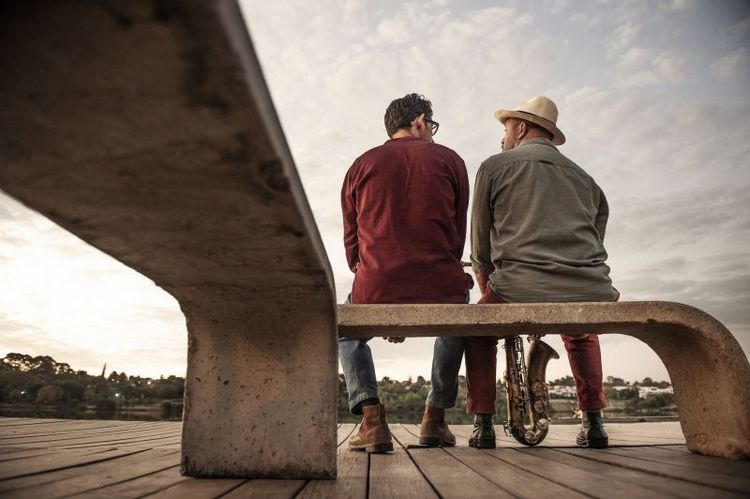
386;136;428;145
517;137;558;150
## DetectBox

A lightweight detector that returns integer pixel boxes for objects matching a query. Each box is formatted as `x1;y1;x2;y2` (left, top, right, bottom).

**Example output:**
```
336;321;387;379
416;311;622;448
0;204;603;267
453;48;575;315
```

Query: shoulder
419;142;466;169
354;143;388;163
478;150;516;174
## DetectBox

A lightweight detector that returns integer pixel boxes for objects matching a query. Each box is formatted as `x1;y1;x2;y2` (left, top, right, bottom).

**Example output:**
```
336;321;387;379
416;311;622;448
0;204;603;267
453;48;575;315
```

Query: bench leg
631;321;750;460
179;291;337;477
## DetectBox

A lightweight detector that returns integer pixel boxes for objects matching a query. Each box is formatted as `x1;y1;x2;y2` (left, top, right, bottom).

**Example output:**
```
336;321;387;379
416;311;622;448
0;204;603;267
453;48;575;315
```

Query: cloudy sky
1;0;748;383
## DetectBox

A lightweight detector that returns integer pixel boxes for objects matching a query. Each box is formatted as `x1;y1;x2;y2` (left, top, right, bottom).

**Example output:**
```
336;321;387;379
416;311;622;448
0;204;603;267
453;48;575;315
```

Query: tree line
0;353;675;422
0;353;184;419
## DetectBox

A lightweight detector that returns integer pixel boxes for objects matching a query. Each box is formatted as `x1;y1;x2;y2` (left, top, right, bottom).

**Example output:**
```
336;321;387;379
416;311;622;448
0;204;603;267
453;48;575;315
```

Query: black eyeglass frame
424;117;440;136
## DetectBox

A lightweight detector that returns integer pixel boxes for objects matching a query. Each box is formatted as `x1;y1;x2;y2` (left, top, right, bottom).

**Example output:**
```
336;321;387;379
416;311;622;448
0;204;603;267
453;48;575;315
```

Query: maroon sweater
342;137;470;304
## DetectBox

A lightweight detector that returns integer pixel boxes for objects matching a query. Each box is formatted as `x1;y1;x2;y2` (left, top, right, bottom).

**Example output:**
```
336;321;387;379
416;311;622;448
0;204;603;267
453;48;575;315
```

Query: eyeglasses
424;118;439;136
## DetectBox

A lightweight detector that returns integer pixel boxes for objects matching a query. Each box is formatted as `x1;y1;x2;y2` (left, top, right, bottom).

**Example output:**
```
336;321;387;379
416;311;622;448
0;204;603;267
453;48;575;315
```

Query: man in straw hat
468;95;619;449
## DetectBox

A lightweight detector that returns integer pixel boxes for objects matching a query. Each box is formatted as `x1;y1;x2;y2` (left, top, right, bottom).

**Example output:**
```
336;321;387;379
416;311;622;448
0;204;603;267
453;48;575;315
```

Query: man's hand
476;273;490;294
383;337;406;343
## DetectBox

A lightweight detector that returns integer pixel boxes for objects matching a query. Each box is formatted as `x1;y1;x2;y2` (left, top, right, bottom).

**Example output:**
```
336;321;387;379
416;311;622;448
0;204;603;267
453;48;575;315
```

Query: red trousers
465;289;608;415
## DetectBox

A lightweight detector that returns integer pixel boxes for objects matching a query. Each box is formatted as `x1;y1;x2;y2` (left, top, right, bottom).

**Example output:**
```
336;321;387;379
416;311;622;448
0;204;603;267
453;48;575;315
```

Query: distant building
638;386;673;398
549;385;577;398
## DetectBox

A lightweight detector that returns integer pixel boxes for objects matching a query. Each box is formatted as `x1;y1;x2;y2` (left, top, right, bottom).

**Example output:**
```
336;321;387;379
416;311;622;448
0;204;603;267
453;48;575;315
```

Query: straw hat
494;96;566;145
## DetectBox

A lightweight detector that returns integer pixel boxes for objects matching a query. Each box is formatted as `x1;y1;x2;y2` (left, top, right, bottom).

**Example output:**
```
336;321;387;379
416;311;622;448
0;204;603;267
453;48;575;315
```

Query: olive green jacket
470;137;619;303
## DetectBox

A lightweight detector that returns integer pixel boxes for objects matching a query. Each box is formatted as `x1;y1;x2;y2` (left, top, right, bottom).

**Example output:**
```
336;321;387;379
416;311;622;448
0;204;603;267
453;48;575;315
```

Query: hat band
514;110;557;128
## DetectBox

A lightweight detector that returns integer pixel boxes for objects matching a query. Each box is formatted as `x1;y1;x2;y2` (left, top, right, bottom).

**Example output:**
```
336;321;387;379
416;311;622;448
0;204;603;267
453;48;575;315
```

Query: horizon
1;0;749;381
1;350;671;386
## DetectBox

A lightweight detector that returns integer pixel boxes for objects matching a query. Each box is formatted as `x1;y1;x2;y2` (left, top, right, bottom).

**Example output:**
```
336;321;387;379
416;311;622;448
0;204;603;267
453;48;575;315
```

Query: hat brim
494;109;566;145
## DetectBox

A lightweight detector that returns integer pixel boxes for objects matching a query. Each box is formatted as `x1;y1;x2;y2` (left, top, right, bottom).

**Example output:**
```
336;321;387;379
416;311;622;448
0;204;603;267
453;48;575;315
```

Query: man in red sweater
340;93;471;453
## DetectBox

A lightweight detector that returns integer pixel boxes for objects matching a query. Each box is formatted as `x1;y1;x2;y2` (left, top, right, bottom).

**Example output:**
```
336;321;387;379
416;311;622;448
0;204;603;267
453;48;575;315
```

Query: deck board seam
552;448;748;494
53;461;182;498
0;448;151;482
390;425;445;499
482;448;598;498
438;445;521;498
338;424;357;448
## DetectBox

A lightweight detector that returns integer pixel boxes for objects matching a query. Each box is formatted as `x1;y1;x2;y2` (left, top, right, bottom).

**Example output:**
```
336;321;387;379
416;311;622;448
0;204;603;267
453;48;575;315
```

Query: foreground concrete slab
0;0;337;478
338;302;750;460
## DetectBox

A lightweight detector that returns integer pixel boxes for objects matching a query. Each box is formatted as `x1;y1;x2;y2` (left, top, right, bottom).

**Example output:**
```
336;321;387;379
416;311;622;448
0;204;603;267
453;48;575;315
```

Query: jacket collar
517;137;558;150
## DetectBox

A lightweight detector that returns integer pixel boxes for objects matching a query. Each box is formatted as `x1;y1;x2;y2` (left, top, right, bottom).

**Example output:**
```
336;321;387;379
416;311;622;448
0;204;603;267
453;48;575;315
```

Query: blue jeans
338;294;465;414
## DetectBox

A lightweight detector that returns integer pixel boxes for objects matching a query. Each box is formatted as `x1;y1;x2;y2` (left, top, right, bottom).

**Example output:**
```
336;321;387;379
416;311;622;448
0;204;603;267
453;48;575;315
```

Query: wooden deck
0;417;748;498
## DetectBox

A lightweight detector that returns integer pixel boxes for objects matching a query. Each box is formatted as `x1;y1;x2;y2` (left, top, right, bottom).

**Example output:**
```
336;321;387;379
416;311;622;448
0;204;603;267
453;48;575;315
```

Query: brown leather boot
348;403;394;453
418;405;456;447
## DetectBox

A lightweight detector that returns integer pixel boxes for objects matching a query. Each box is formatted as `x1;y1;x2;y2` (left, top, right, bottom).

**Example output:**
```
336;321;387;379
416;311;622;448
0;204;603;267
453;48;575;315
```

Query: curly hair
384;93;433;137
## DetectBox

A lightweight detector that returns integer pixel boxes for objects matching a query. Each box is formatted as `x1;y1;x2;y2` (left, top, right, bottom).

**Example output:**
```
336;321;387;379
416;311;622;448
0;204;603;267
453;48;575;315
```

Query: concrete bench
338;302;750;460
1;0;337;479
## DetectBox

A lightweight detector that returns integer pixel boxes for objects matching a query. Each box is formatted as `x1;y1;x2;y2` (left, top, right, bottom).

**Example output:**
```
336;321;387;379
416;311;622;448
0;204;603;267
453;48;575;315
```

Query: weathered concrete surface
338;302;750;460
0;0;337;477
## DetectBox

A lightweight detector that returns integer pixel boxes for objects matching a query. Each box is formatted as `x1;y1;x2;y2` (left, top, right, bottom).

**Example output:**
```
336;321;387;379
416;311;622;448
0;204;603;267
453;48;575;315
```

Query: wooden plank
142;476;246;498
611;445;750;476
369;444;438;499
0;421;167;440
556;447;750;495
0;449;180;497
0;421;145;439
3;422;178;444
587;447;750;491
0;447;61;462
296;430;367;498
389;425;511;499
58;430;182;449
390;424;421;446
486;447;671;497
526;447;745;499
221;479;305;498
0;447;143;480
338;423;356;447
67;466;187;498
444;446;588;498
0;419;66;427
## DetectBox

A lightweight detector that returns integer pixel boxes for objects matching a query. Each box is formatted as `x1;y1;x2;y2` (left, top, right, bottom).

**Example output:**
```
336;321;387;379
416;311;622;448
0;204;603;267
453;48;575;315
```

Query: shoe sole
577;437;609;448
419;436;456;447
468;438;496;449
349;442;394;453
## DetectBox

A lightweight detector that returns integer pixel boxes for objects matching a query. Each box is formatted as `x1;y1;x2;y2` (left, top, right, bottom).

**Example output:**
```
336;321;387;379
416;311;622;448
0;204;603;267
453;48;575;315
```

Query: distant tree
36;384;62;405
2;353;74;376
641;377;654;386
605;386;638;400
605;376;627;386
59;380;86;404
550;375;575;387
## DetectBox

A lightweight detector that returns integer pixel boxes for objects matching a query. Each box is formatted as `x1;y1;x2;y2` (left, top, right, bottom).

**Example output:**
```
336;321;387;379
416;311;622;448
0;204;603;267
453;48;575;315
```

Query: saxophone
503;335;559;446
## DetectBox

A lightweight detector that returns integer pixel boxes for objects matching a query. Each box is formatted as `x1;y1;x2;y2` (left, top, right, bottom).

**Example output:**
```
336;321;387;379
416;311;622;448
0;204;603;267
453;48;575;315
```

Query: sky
1;0;749;383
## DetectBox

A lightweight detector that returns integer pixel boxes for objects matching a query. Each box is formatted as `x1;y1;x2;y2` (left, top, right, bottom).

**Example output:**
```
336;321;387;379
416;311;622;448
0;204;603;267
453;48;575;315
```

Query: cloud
658;0;694;12
711;47;750;81
612;48;690;87
607;21;642;54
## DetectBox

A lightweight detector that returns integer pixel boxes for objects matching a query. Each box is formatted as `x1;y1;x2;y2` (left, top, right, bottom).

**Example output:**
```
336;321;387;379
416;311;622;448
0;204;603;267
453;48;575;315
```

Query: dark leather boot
468;414;496;448
348;403;394;453
419;405;456;447
576;410;609;448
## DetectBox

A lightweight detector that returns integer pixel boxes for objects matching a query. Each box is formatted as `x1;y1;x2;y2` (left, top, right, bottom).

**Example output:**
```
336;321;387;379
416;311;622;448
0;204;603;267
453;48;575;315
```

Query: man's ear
413;113;425;128
517;120;528;138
